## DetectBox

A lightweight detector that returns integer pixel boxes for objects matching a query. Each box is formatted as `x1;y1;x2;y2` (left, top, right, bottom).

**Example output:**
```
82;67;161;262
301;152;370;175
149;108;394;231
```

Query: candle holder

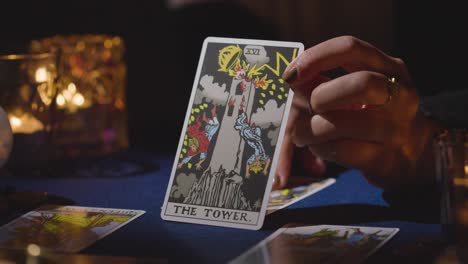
0;52;58;169
30;34;128;160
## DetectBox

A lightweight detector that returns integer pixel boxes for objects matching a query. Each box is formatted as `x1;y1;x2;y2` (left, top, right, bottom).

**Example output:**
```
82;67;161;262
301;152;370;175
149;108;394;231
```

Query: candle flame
56;94;65;106
63;89;72;101
112;36;121;45
35;67;48;82
68;82;76;93
8;114;44;133
55;82;87;111
27;244;41;257
9;116;22;129
104;39;113;49
72;93;85;106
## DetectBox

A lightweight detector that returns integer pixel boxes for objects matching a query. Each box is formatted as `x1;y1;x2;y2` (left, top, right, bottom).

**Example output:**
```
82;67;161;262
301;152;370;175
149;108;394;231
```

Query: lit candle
8;113;44;134
56;82;88;112
35;67;48;83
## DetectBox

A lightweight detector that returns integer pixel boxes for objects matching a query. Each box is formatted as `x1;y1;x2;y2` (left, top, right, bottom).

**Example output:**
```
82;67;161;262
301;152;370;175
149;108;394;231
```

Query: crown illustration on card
218;45;242;72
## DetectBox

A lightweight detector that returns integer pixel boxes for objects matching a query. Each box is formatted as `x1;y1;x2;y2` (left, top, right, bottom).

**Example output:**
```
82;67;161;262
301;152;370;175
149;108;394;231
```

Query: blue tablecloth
1;151;444;263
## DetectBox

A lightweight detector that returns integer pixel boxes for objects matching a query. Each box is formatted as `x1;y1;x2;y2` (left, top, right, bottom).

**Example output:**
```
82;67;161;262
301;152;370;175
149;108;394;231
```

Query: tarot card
161;37;304;230
267;178;336;215
230;225;399;264
0;205;145;253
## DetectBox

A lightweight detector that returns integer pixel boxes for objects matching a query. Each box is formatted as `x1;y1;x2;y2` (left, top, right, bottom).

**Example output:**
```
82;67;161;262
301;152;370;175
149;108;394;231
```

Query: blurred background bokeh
0;0;458;155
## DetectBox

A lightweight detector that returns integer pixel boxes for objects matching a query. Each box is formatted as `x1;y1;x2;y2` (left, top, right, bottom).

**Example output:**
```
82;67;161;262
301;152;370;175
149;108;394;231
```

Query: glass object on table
0;52;58;169
435;129;468;262
30;34;128;160
0;106;12;168
0;51;64;214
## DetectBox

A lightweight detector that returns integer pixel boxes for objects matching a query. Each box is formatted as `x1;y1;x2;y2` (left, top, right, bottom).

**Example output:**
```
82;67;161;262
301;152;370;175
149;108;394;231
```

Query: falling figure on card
178;105;219;170
234;111;271;178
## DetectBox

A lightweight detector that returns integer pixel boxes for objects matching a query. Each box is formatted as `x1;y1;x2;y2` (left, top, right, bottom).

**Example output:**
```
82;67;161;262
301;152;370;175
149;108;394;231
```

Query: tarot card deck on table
161;37;304;229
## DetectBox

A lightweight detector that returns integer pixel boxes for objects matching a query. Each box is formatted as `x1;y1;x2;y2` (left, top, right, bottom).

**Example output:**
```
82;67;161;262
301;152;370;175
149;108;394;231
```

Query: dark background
0;1;464;154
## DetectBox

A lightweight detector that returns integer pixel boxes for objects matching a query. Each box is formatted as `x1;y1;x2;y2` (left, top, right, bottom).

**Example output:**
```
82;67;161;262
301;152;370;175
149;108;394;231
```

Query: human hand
280;36;442;190
274;98;326;190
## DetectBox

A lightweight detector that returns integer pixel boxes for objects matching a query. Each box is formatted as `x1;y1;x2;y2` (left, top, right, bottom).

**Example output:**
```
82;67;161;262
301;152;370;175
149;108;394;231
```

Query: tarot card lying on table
267;178;336;215
230;225;399;264
161;37;304;230
0;205;145;253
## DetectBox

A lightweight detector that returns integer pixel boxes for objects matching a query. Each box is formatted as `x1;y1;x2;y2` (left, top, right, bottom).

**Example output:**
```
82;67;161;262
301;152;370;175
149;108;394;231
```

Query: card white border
229;225;400;263
161;37;304;230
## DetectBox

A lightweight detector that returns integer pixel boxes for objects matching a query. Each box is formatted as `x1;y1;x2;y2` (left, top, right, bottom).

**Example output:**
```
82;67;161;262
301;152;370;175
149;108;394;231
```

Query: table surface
1;151;446;263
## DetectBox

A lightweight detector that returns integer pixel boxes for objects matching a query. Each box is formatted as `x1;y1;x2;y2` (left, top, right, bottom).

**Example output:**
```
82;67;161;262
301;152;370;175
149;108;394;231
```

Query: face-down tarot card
161;37;303;230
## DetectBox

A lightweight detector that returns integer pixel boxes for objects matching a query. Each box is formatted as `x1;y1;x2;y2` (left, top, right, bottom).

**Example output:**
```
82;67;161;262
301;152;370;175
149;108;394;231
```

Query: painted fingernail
282;67;298;83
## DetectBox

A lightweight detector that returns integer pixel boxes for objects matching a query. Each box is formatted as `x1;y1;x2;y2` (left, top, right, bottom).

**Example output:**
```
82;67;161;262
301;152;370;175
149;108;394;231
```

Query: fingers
307;139;386;173
283;36;409;95
292;110;328;147
307;139;401;187
295;147;326;177
292;109;402;147
274;104;301;189
310;71;396;113
274;131;294;190
314;71;417;115
275;139;327;190
279;36;427;190
275;102;328;190
291;92;312;113
290;74;330;104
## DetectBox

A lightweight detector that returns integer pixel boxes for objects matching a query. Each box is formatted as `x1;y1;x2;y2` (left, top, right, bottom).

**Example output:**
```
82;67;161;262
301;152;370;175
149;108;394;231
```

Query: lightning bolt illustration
256;48;298;77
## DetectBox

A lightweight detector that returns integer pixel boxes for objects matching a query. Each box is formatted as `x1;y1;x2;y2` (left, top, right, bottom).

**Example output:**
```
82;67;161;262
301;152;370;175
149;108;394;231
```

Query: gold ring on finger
384;76;399;105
